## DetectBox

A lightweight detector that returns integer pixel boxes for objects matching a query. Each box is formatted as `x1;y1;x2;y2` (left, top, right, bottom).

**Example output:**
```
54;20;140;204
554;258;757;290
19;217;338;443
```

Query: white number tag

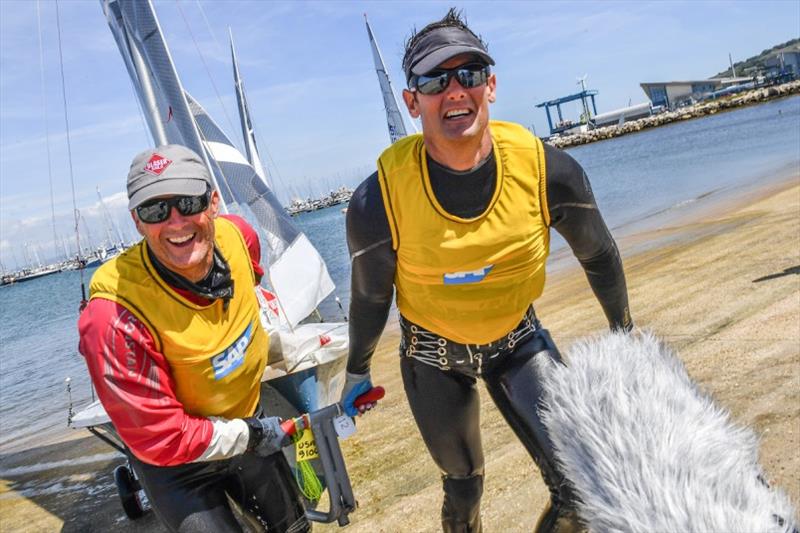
334;415;356;439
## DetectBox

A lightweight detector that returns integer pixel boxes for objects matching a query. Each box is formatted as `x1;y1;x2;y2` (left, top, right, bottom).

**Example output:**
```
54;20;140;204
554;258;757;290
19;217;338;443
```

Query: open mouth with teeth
167;233;196;247
444;109;472;120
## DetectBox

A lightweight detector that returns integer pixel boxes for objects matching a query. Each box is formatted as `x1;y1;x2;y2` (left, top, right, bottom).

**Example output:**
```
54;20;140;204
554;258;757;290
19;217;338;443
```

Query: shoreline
547;81;800;149
1;174;798;531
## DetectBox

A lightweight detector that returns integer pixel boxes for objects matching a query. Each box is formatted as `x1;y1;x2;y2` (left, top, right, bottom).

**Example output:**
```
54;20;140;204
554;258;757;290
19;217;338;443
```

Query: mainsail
102;0;335;327
229;29;267;186
186;93;335;327
101;0;225;204
364;14;416;144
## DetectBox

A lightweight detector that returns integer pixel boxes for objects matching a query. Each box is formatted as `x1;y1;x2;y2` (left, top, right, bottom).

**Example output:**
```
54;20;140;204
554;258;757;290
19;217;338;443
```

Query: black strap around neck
147;246;234;311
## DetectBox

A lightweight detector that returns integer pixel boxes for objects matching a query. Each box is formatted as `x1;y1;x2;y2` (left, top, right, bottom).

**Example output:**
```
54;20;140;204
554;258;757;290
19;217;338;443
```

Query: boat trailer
69;387;384;527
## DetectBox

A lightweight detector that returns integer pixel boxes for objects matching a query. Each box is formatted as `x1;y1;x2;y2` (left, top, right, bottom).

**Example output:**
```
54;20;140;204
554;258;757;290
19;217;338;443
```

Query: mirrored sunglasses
136;191;210;224
411;63;490;95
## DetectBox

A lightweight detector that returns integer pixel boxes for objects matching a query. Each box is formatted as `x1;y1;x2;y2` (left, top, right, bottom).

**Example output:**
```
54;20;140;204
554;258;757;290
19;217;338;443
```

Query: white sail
364;14;416;144
186;93;335;327
102;0;335;328
229;29;268;186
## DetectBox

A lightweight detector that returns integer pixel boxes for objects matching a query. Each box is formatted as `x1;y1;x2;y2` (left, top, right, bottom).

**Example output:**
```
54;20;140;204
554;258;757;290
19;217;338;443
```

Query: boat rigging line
175;0;239;144
53;0;87;307
194;0;293;204
36;0;60;261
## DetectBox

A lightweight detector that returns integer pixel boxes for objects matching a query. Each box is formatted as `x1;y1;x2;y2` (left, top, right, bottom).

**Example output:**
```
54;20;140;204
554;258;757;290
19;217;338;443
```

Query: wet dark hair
402;8;489;74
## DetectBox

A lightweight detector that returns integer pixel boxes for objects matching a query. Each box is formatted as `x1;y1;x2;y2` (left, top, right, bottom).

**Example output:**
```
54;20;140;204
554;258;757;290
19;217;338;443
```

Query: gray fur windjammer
538;330;797;533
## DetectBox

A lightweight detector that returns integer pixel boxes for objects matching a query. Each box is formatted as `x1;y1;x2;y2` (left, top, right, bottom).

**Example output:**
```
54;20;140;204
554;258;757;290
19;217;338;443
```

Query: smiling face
132;190;220;282
403;53;496;168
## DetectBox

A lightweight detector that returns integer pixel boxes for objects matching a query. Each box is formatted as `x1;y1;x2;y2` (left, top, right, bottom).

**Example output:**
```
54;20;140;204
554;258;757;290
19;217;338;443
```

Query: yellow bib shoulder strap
376;121;551;344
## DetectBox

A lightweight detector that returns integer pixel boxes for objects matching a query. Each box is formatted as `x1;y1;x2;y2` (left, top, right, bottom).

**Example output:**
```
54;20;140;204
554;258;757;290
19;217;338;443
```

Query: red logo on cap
143;154;172;175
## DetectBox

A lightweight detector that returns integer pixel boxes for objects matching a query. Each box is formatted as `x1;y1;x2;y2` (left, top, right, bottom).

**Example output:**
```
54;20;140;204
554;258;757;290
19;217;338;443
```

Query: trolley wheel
113;464;145;520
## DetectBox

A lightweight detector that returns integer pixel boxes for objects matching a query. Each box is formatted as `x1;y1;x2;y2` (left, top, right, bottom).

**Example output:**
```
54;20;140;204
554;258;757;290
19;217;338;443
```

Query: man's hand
340;371;375;417
245;416;292;457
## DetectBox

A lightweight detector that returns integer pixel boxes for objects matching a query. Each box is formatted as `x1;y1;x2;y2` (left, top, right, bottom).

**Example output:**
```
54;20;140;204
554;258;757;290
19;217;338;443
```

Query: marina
285;185;354;216
0;246;123;286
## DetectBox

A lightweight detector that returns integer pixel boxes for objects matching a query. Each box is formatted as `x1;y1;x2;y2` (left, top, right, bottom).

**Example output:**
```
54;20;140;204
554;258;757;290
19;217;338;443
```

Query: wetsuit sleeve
221;213;265;282
345;171;396;375
78;299;250;466
544;144;633;330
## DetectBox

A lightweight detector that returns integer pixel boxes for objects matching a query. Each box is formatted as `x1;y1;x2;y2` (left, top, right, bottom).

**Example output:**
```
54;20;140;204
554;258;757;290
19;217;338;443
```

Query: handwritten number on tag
295;430;319;461
334;415;356;439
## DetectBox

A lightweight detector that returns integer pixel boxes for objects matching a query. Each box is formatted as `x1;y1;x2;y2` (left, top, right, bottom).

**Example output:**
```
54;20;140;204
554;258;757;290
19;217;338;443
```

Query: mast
79;211;96;254
364;14;416;144
101;0;228;212
229;29;269;186
97;187;125;247
36;0;61;261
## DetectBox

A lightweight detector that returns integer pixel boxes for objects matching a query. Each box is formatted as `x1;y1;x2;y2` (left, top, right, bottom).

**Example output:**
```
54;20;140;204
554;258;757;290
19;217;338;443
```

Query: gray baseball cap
403;26;494;83
127;144;213;209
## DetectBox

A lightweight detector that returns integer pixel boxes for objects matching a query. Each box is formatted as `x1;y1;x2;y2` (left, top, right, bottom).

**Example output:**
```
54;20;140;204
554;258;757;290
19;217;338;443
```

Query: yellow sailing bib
90;217;268;419
378;120;550;344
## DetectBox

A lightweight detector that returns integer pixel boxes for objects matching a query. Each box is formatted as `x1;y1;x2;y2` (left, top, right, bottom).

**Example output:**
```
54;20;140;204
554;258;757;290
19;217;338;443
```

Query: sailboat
364;14;417;144
96;186;127;262
70;0;349;518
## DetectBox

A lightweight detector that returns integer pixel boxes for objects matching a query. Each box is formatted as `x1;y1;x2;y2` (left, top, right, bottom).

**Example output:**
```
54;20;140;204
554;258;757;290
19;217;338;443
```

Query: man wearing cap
341;9;632;533
78;144;310;532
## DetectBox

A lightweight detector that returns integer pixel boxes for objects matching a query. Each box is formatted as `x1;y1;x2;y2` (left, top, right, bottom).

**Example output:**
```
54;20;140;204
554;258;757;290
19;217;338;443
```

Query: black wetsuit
132;450;307;532
346;143;631;532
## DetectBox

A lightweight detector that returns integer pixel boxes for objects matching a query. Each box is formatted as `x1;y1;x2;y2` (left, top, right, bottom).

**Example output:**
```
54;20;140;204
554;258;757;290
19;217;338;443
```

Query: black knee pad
442;474;484;522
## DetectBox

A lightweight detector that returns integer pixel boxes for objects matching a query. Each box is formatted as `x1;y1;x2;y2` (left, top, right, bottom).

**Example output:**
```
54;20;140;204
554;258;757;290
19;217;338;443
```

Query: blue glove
340;371;373;417
244;416;291;457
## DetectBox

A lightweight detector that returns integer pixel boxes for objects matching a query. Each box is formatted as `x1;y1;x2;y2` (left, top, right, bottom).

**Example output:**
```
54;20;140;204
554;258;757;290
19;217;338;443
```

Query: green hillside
713;37;799;78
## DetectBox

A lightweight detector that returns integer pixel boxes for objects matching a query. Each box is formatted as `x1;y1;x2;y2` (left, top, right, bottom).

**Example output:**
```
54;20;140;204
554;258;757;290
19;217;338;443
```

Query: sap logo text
211;323;253;379
443;265;494;285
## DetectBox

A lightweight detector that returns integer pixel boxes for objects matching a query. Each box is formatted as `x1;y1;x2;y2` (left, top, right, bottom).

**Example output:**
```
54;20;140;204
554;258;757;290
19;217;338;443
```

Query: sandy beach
1;174;797;532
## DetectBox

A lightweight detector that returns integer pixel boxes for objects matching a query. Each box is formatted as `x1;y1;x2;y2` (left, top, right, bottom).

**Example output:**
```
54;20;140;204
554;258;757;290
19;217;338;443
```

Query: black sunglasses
136;191;211;224
410;63;491;95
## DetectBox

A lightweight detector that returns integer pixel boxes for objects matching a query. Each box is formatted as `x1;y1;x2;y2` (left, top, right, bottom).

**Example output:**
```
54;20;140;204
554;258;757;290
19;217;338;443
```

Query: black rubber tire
113;464;145;520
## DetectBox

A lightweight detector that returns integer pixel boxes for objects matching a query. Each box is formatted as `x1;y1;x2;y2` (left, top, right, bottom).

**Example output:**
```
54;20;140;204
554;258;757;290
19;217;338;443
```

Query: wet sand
1;176;798;532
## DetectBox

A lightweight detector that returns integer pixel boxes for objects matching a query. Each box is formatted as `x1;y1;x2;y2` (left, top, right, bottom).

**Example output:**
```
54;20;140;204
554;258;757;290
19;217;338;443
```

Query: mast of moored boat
364;13;417;144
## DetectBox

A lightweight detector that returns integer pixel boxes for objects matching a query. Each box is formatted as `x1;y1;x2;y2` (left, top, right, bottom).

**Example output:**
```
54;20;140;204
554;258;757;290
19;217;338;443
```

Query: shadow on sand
753;265;800;283
0;434;165;532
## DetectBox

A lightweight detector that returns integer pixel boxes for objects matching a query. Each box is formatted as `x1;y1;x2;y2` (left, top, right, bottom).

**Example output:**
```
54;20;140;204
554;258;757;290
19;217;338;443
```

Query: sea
1;95;798;454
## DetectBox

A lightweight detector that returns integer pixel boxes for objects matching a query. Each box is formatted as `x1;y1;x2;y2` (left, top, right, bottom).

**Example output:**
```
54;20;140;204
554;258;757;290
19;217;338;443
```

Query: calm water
1;96;798;452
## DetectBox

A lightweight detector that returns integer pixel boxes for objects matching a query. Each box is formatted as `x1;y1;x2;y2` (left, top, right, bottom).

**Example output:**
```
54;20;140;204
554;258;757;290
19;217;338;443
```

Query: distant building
592;102;653;128
640;77;751;109
763;44;800;77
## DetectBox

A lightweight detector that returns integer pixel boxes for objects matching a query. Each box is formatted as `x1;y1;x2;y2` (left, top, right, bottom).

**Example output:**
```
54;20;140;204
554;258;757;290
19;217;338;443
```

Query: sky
0;0;798;269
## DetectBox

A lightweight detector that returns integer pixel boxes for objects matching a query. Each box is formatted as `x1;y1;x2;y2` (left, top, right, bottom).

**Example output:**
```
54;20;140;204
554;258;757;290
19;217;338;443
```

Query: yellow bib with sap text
377;120;550;344
89;217;268;419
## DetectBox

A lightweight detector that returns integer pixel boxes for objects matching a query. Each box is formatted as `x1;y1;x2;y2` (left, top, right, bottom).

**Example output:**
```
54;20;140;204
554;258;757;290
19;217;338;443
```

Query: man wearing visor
78;144;309;532
342;9;632;532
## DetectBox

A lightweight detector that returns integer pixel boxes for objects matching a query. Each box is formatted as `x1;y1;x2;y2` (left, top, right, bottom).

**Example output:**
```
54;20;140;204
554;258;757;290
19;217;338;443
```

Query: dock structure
535;89;598;136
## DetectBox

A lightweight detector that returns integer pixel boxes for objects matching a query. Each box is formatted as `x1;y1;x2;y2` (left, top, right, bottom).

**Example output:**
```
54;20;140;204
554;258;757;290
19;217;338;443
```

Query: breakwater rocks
547;80;800;149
